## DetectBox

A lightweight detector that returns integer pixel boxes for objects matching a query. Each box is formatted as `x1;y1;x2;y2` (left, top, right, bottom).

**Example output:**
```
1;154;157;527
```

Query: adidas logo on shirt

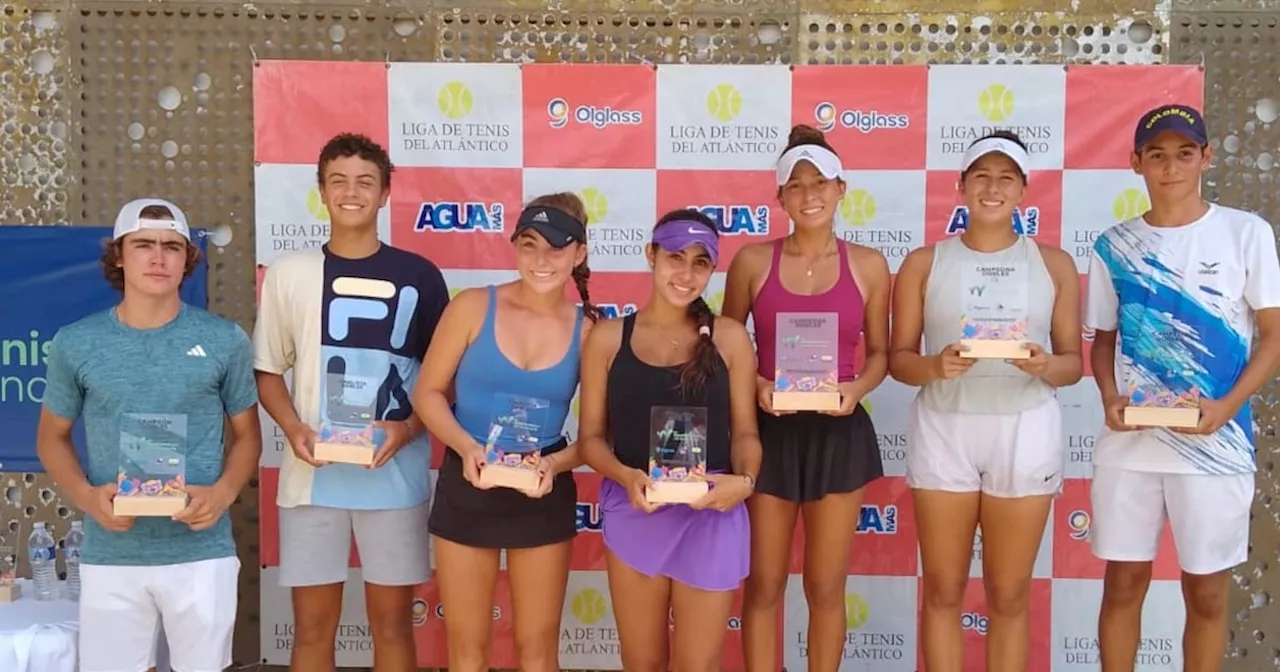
187;345;207;357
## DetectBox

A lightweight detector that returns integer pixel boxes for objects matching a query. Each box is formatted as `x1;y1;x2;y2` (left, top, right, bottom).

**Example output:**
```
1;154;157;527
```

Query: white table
0;579;171;672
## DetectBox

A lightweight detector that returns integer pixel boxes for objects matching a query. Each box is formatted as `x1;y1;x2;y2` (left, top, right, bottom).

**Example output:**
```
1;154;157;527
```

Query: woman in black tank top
579;210;763;671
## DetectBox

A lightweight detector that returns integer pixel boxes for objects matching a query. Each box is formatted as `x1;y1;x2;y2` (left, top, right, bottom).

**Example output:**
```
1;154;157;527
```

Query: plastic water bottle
28;522;58;601
63;521;83;602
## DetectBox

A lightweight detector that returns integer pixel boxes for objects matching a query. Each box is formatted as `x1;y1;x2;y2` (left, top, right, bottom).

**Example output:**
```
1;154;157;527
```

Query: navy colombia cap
1133;104;1208;151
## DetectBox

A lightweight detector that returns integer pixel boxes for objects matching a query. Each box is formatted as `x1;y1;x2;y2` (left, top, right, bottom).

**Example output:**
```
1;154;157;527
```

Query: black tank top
606;313;732;472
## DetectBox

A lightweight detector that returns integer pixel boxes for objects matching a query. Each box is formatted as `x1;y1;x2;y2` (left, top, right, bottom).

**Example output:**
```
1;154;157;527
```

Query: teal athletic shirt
42;304;259;566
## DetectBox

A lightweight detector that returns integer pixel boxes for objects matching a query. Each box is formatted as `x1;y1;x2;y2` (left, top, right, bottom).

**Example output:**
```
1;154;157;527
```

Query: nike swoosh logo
687;226;705;235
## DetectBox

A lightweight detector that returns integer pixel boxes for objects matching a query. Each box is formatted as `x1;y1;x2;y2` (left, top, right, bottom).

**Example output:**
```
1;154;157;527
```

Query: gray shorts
278;501;431;588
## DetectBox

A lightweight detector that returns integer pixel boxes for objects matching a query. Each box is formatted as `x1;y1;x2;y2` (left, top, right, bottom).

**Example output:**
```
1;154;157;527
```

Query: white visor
112;197;191;241
775;144;844;186
960;137;1030;178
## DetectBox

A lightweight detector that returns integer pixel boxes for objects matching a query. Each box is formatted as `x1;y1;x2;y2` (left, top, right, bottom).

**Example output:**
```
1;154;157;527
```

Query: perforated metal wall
2;1;1277;670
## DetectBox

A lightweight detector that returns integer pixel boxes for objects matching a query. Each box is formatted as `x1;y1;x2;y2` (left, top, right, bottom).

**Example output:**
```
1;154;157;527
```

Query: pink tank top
752;238;865;382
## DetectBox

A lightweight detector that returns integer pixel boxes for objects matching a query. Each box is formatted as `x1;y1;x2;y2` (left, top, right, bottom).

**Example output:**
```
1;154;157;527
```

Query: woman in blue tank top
578;209;762;671
413;193;602;672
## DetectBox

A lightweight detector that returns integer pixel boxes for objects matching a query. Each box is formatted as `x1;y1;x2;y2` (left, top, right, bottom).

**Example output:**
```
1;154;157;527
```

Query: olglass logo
548;97;643;129
814;101;911;134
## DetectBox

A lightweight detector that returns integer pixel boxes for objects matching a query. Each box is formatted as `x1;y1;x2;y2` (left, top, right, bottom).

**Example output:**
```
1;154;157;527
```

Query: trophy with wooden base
772;312;842;412
1123;381;1201;429
314;368;379;466
479;394;549;492
645;406;709;505
114;413;189;517
959;261;1032;360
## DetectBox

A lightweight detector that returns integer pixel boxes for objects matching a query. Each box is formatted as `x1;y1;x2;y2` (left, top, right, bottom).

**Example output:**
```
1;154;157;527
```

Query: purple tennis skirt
599;476;750;592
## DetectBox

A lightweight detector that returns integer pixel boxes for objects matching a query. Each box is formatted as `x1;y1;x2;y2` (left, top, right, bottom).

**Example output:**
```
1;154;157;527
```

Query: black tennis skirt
427;439;578;550
754;402;884;502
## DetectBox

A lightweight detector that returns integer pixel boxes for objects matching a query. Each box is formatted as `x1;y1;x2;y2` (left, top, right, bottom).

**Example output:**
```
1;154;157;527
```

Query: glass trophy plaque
959;261;1032;360
314;370;379;465
1122;367;1201;428
646;406;710;505
478;394;549;492
0;544;17;602
773;312;841;412
115;413;189;517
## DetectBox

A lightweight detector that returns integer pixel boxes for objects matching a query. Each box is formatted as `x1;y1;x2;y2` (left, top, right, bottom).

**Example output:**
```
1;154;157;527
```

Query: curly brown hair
100;205;203;293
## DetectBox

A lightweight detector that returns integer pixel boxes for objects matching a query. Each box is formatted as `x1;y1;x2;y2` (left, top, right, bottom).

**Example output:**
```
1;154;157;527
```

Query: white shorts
79;556;239;672
1090;465;1253;575
905;395;1064;498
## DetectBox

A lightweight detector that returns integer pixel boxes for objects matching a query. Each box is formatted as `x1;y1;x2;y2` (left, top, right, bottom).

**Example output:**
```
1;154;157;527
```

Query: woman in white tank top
888;131;1083;672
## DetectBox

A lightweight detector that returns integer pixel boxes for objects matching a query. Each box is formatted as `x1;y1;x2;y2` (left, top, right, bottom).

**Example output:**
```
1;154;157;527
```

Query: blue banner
0;226;209;472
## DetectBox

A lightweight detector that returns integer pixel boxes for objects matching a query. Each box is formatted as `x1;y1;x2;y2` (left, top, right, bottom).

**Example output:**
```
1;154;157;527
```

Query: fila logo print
187;345;207;357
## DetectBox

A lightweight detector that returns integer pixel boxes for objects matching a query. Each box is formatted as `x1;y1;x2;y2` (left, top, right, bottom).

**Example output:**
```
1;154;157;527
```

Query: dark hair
100;204;202;293
317;133;394;189
524;192;603;323
963;130;1029;182
650;208;720;397
782;123;837;155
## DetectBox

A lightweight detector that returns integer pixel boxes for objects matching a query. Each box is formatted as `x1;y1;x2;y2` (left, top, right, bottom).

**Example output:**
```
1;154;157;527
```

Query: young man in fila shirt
37;198;262;672
1085;104;1280;671
254;133;449;671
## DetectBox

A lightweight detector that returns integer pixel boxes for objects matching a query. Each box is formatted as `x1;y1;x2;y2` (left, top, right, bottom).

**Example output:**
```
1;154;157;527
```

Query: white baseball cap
112;198;191;241
775;144;844;186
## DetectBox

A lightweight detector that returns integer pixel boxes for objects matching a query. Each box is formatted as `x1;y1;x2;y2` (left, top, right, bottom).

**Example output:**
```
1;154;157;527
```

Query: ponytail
677;297;718;397
572;262;603;322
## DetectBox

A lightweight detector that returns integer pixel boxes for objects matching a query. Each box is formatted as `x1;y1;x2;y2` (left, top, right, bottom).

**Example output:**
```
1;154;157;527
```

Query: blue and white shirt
1085;203;1280;474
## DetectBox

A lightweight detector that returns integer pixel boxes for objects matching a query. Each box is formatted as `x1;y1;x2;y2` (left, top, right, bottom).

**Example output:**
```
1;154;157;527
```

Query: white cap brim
960;137;1030;177
113;198;191;241
776;144;844;186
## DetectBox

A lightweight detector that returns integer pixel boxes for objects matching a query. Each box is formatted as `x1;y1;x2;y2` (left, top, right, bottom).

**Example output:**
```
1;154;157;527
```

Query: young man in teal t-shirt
37;197;261;672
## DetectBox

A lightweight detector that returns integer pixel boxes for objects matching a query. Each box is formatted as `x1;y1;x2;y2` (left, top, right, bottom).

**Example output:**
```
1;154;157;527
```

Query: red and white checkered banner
253;61;1202;670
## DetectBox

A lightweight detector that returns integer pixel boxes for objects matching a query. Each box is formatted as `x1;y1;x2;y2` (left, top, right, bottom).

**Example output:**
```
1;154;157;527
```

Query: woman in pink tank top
722;124;892;672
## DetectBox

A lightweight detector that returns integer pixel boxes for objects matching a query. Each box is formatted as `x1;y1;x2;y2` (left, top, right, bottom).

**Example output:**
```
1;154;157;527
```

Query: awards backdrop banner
0;226;209;473
253;61;1204;671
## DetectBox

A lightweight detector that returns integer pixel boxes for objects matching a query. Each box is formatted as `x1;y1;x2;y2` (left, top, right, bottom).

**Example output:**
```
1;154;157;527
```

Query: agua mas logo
1113;188;1151;221
571;588;608;625
839;189;877;227
706;84;743;123
578;187;609;224
437;81;474;120
977;84;1015;123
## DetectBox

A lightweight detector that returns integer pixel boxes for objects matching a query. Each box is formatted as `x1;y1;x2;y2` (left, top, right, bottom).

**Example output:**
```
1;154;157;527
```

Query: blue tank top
453;285;583;450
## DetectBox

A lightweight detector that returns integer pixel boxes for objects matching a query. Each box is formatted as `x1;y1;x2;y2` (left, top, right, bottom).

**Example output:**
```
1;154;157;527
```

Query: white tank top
918;235;1057;414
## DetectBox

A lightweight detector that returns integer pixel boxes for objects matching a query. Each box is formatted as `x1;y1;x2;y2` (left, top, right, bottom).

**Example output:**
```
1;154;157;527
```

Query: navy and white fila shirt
254;244;449;509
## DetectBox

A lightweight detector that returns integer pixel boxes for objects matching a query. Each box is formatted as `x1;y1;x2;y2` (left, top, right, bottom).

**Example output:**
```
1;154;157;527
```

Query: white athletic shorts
79;555;239;672
905;395;1064;498
1090;465;1253;575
